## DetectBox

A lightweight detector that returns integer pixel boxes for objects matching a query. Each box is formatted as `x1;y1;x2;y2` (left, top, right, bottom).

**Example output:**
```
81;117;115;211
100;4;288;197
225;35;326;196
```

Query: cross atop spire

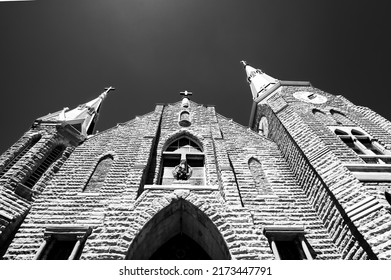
100;86;115;99
240;60;248;67
104;86;115;93
180;90;193;98
38;86;114;137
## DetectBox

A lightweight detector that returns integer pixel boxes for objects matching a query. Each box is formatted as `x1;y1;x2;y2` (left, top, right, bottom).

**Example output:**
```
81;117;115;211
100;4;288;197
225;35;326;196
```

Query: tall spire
241;61;278;100
39;87;115;137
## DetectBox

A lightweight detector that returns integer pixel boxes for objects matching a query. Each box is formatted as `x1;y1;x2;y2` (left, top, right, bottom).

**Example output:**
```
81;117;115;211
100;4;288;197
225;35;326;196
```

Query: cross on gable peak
180;90;193;97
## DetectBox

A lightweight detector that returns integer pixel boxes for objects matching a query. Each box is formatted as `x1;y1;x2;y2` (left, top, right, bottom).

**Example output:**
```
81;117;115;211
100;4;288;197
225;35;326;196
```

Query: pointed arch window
0;135;42;178
331;126;391;164
312;109;333;125
160;137;205;185
330;110;354;126
23;145;66;189
83;155;114;192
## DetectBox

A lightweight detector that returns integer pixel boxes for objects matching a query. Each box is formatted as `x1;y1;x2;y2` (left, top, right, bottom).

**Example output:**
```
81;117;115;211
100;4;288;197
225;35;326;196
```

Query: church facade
1;62;391;260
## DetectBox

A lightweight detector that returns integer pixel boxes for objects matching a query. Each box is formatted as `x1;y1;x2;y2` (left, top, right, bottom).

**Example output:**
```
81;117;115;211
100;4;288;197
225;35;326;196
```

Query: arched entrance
126;199;231;260
150;233;210;260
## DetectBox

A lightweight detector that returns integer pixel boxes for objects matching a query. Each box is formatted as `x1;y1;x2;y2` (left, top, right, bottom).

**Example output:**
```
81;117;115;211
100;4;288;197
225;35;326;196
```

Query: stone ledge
263;225;306;238
0;210;14;221
345;195;382;222
344;164;391;181
144;184;219;191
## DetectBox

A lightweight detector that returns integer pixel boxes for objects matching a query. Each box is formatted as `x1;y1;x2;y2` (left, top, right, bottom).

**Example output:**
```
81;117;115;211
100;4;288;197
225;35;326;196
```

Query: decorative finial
180;90;193;98
240;60;248;67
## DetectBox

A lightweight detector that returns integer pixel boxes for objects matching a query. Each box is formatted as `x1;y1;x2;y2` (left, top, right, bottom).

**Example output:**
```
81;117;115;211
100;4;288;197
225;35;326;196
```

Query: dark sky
0;0;390;154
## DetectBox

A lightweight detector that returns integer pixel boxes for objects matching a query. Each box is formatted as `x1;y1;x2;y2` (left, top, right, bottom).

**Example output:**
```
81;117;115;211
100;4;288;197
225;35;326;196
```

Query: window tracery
331;126;391;164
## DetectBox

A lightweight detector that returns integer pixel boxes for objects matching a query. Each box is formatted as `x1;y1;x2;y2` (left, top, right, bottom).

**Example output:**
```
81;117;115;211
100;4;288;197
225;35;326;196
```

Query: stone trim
43;225;92;238
263;225;306;237
345;196;382;222
345;164;391;181
0;210;14;222
144;184;218;191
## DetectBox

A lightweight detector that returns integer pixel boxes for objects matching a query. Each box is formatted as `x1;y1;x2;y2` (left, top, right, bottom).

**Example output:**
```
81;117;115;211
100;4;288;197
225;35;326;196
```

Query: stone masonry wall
0;125;75;257
255;85;391;259
4;99;341;260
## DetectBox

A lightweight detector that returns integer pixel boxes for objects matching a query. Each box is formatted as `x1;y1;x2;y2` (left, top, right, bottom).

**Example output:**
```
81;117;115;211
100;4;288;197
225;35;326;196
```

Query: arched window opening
23;145;66;189
312;109;324;115
350;129;384;156
335;129;349;135
161;137;204;185
312;109;332;125
0;135;42;178
351;129;365;136
330;110;354;125
333;127;391;164
334;129;364;155
83;155;114;192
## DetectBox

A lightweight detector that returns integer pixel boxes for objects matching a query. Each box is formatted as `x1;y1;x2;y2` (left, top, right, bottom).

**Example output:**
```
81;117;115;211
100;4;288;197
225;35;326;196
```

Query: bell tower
242;60;391;259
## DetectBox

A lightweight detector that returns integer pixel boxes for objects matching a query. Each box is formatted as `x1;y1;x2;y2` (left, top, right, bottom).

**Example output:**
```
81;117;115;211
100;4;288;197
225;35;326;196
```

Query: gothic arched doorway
126;199;231;260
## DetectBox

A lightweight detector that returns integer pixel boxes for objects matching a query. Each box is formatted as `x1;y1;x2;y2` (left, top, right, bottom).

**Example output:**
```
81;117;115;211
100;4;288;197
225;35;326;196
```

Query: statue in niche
172;159;192;180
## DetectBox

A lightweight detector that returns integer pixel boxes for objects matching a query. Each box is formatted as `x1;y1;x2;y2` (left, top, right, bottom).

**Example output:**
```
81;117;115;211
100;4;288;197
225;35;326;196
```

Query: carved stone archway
126;199;231;260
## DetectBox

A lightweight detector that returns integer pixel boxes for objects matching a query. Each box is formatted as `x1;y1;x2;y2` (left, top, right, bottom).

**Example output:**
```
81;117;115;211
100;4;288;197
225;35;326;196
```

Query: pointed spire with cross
241;60;278;100
240;60;248;67
41;86;115;137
